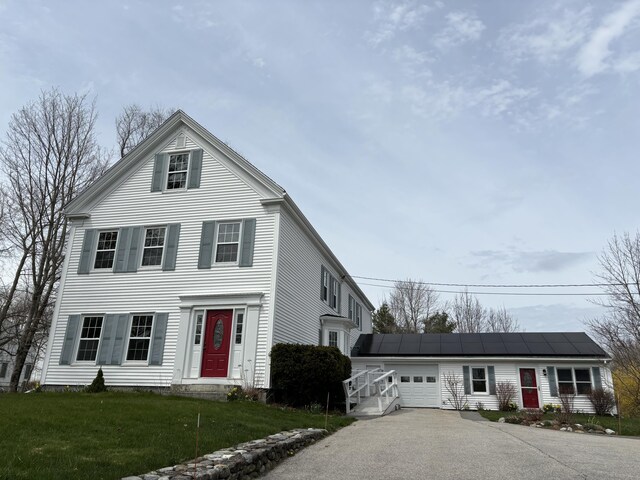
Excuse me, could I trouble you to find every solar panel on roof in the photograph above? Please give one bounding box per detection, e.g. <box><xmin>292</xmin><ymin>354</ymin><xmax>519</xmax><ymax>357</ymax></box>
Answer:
<box><xmin>459</xmin><ymin>333</ymin><xmax>482</xmax><ymax>342</ymax></box>
<box><xmin>526</xmin><ymin>343</ymin><xmax>555</xmax><ymax>355</ymax></box>
<box><xmin>549</xmin><ymin>342</ymin><xmax>579</xmax><ymax>355</ymax></box>
<box><xmin>441</xmin><ymin>334</ymin><xmax>460</xmax><ymax>343</ymax></box>
<box><xmin>377</xmin><ymin>342</ymin><xmax>401</xmax><ymax>355</ymax></box>
<box><xmin>461</xmin><ymin>342</ymin><xmax>485</xmax><ymax>354</ymax></box>
<box><xmin>523</xmin><ymin>333</ymin><xmax>546</xmax><ymax>342</ymax></box>
<box><xmin>419</xmin><ymin>342</ymin><xmax>441</xmax><ymax>355</ymax></box>
<box><xmin>563</xmin><ymin>332</ymin><xmax>590</xmax><ymax>342</ymax></box>
<box><xmin>441</xmin><ymin>342</ymin><xmax>463</xmax><ymax>354</ymax></box>
<box><xmin>482</xmin><ymin>343</ymin><xmax>508</xmax><ymax>354</ymax></box>
<box><xmin>505</xmin><ymin>342</ymin><xmax>531</xmax><ymax>354</ymax></box>
<box><xmin>500</xmin><ymin>333</ymin><xmax>524</xmax><ymax>342</ymax></box>
<box><xmin>542</xmin><ymin>333</ymin><xmax>567</xmax><ymax>342</ymax></box>
<box><xmin>421</xmin><ymin>334</ymin><xmax>441</xmax><ymax>342</ymax></box>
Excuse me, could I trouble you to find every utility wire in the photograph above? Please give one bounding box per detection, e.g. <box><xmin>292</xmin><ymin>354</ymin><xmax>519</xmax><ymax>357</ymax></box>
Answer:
<box><xmin>356</xmin><ymin>281</ymin><xmax>609</xmax><ymax>296</ymax></box>
<box><xmin>350</xmin><ymin>275</ymin><xmax>617</xmax><ymax>289</ymax></box>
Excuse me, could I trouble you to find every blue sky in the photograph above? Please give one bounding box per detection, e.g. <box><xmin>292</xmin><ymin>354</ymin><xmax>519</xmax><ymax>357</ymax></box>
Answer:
<box><xmin>2</xmin><ymin>0</ymin><xmax>640</xmax><ymax>331</ymax></box>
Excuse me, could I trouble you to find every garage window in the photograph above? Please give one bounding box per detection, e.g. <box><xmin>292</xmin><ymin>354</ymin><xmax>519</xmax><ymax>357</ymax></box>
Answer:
<box><xmin>472</xmin><ymin>367</ymin><xmax>487</xmax><ymax>393</ymax></box>
<box><xmin>400</xmin><ymin>376</ymin><xmax>410</xmax><ymax>383</ymax></box>
<box><xmin>413</xmin><ymin>376</ymin><xmax>423</xmax><ymax>383</ymax></box>
<box><xmin>426</xmin><ymin>376</ymin><xmax>436</xmax><ymax>383</ymax></box>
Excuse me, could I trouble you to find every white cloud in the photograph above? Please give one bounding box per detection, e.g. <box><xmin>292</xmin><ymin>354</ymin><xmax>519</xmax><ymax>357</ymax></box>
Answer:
<box><xmin>367</xmin><ymin>0</ymin><xmax>431</xmax><ymax>46</ymax></box>
<box><xmin>434</xmin><ymin>11</ymin><xmax>485</xmax><ymax>49</ymax></box>
<box><xmin>252</xmin><ymin>57</ymin><xmax>266</xmax><ymax>68</ymax></box>
<box><xmin>499</xmin><ymin>7</ymin><xmax>592</xmax><ymax>63</ymax></box>
<box><xmin>613</xmin><ymin>51</ymin><xmax>640</xmax><ymax>72</ymax></box>
<box><xmin>577</xmin><ymin>0</ymin><xmax>640</xmax><ymax>76</ymax></box>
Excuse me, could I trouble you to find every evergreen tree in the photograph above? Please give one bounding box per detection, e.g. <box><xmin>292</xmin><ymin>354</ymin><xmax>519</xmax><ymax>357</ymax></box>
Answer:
<box><xmin>372</xmin><ymin>303</ymin><xmax>397</xmax><ymax>333</ymax></box>
<box><xmin>423</xmin><ymin>311</ymin><xmax>456</xmax><ymax>333</ymax></box>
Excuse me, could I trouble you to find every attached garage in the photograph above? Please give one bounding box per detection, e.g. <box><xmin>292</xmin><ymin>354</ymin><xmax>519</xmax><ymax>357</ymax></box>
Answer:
<box><xmin>387</xmin><ymin>364</ymin><xmax>440</xmax><ymax>408</ymax></box>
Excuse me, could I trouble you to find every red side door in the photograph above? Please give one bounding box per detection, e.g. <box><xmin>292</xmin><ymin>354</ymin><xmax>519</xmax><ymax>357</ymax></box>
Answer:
<box><xmin>201</xmin><ymin>310</ymin><xmax>233</xmax><ymax>377</ymax></box>
<box><xmin>519</xmin><ymin>368</ymin><xmax>539</xmax><ymax>409</ymax></box>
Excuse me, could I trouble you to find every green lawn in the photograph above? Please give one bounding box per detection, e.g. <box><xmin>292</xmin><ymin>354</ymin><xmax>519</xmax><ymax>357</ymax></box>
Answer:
<box><xmin>478</xmin><ymin>409</ymin><xmax>640</xmax><ymax>436</ymax></box>
<box><xmin>0</xmin><ymin>392</ymin><xmax>354</xmax><ymax>480</ymax></box>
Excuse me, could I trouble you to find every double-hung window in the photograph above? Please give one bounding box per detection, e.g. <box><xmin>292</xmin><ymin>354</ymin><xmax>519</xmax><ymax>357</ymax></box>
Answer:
<box><xmin>321</xmin><ymin>270</ymin><xmax>329</xmax><ymax>302</ymax></box>
<box><xmin>557</xmin><ymin>367</ymin><xmax>592</xmax><ymax>395</ymax></box>
<box><xmin>348</xmin><ymin>296</ymin><xmax>355</xmax><ymax>321</ymax></box>
<box><xmin>215</xmin><ymin>222</ymin><xmax>241</xmax><ymax>263</ymax></box>
<box><xmin>23</xmin><ymin>363</ymin><xmax>33</xmax><ymax>380</ymax></box>
<box><xmin>471</xmin><ymin>367</ymin><xmax>487</xmax><ymax>393</ymax></box>
<box><xmin>330</xmin><ymin>276</ymin><xmax>339</xmax><ymax>309</ymax></box>
<box><xmin>166</xmin><ymin>153</ymin><xmax>189</xmax><ymax>190</ymax></box>
<box><xmin>94</xmin><ymin>231</ymin><xmax>118</xmax><ymax>269</ymax></box>
<box><xmin>76</xmin><ymin>316</ymin><xmax>104</xmax><ymax>361</ymax></box>
<box><xmin>0</xmin><ymin>362</ymin><xmax>8</xmax><ymax>378</ymax></box>
<box><xmin>126</xmin><ymin>315</ymin><xmax>154</xmax><ymax>362</ymax></box>
<box><xmin>355</xmin><ymin>303</ymin><xmax>362</xmax><ymax>330</ymax></box>
<box><xmin>141</xmin><ymin>227</ymin><xmax>166</xmax><ymax>267</ymax></box>
<box><xmin>329</xmin><ymin>331</ymin><xmax>338</xmax><ymax>348</ymax></box>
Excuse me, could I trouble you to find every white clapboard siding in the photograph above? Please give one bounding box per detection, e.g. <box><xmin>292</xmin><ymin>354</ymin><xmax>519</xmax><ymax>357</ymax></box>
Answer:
<box><xmin>44</xmin><ymin>134</ymin><xmax>276</xmax><ymax>387</ymax></box>
<box><xmin>273</xmin><ymin>210</ymin><xmax>372</xmax><ymax>350</ymax></box>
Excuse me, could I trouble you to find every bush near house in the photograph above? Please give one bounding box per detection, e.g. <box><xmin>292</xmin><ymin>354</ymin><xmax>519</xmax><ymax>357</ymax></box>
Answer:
<box><xmin>270</xmin><ymin>343</ymin><xmax>351</xmax><ymax>409</ymax></box>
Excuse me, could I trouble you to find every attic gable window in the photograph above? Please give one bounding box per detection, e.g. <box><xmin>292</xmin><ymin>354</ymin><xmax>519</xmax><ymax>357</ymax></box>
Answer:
<box><xmin>166</xmin><ymin>153</ymin><xmax>189</xmax><ymax>189</ymax></box>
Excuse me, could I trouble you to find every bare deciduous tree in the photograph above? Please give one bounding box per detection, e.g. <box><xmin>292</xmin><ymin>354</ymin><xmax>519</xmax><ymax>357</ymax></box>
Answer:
<box><xmin>451</xmin><ymin>289</ymin><xmax>486</xmax><ymax>333</ymax></box>
<box><xmin>443</xmin><ymin>371</ymin><xmax>467</xmax><ymax>410</ymax></box>
<box><xmin>587</xmin><ymin>232</ymin><xmax>640</xmax><ymax>415</ymax></box>
<box><xmin>486</xmin><ymin>305</ymin><xmax>520</xmax><ymax>333</ymax></box>
<box><xmin>0</xmin><ymin>88</ymin><xmax>108</xmax><ymax>391</ymax></box>
<box><xmin>116</xmin><ymin>104</ymin><xmax>175</xmax><ymax>158</ymax></box>
<box><xmin>388</xmin><ymin>279</ymin><xmax>441</xmax><ymax>333</ymax></box>
<box><xmin>495</xmin><ymin>380</ymin><xmax>517</xmax><ymax>411</ymax></box>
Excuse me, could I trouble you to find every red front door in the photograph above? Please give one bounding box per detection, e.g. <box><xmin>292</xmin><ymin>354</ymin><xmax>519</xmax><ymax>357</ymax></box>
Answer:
<box><xmin>519</xmin><ymin>368</ymin><xmax>539</xmax><ymax>409</ymax></box>
<box><xmin>201</xmin><ymin>310</ymin><xmax>233</xmax><ymax>377</ymax></box>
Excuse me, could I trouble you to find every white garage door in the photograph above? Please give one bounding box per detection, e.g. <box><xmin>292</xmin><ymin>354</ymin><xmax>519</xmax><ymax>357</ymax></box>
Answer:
<box><xmin>388</xmin><ymin>364</ymin><xmax>440</xmax><ymax>408</ymax></box>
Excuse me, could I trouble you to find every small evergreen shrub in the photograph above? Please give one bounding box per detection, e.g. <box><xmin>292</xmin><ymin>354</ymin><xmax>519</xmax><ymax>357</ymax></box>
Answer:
<box><xmin>85</xmin><ymin>368</ymin><xmax>107</xmax><ymax>393</ymax></box>
<box><xmin>270</xmin><ymin>343</ymin><xmax>351</xmax><ymax>409</ymax></box>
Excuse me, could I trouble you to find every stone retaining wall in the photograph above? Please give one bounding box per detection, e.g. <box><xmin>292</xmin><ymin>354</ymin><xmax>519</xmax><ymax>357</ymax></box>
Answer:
<box><xmin>122</xmin><ymin>428</ymin><xmax>327</xmax><ymax>480</ymax></box>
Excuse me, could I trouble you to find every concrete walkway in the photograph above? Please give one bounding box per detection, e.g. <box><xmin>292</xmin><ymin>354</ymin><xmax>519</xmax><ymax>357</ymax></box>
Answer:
<box><xmin>262</xmin><ymin>409</ymin><xmax>640</xmax><ymax>480</ymax></box>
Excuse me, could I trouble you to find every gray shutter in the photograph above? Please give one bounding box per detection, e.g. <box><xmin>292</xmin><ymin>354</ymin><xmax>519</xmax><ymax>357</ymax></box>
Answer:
<box><xmin>110</xmin><ymin>314</ymin><xmax>129</xmax><ymax>365</ymax></box>
<box><xmin>329</xmin><ymin>275</ymin><xmax>335</xmax><ymax>308</ymax></box>
<box><xmin>125</xmin><ymin>227</ymin><xmax>142</xmax><ymax>272</ymax></box>
<box><xmin>488</xmin><ymin>366</ymin><xmax>496</xmax><ymax>395</ymax></box>
<box><xmin>113</xmin><ymin>227</ymin><xmax>132</xmax><ymax>273</ymax></box>
<box><xmin>592</xmin><ymin>366</ymin><xmax>602</xmax><ymax>390</ymax></box>
<box><xmin>547</xmin><ymin>366</ymin><xmax>558</xmax><ymax>397</ymax></box>
<box><xmin>318</xmin><ymin>329</ymin><xmax>323</xmax><ymax>346</ymax></box>
<box><xmin>320</xmin><ymin>266</ymin><xmax>326</xmax><ymax>300</ymax></box>
<box><xmin>162</xmin><ymin>224</ymin><xmax>181</xmax><ymax>271</ymax></box>
<box><xmin>59</xmin><ymin>315</ymin><xmax>82</xmax><ymax>365</ymax></box>
<box><xmin>77</xmin><ymin>229</ymin><xmax>96</xmax><ymax>274</ymax></box>
<box><xmin>187</xmin><ymin>149</ymin><xmax>203</xmax><ymax>189</ymax></box>
<box><xmin>462</xmin><ymin>366</ymin><xmax>471</xmax><ymax>395</ymax></box>
<box><xmin>151</xmin><ymin>153</ymin><xmax>167</xmax><ymax>192</ymax></box>
<box><xmin>150</xmin><ymin>313</ymin><xmax>169</xmax><ymax>365</ymax></box>
<box><xmin>337</xmin><ymin>281</ymin><xmax>342</xmax><ymax>314</ymax></box>
<box><xmin>239</xmin><ymin>218</ymin><xmax>256</xmax><ymax>267</ymax></box>
<box><xmin>198</xmin><ymin>221</ymin><xmax>216</xmax><ymax>269</ymax></box>
<box><xmin>97</xmin><ymin>315</ymin><xmax>117</xmax><ymax>365</ymax></box>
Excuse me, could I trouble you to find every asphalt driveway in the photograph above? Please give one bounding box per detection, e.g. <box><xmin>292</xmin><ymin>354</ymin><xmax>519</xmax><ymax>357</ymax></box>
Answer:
<box><xmin>263</xmin><ymin>409</ymin><xmax>640</xmax><ymax>480</ymax></box>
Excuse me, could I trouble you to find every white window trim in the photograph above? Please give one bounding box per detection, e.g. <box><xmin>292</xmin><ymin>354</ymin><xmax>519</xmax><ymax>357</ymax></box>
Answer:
<box><xmin>556</xmin><ymin>366</ymin><xmax>593</xmax><ymax>396</ymax></box>
<box><xmin>92</xmin><ymin>230</ymin><xmax>119</xmax><ymax>270</ymax></box>
<box><xmin>471</xmin><ymin>366</ymin><xmax>489</xmax><ymax>395</ymax></box>
<box><xmin>330</xmin><ymin>276</ymin><xmax>339</xmax><ymax>310</ymax></box>
<box><xmin>75</xmin><ymin>315</ymin><xmax>104</xmax><ymax>363</ymax></box>
<box><xmin>165</xmin><ymin>151</ymin><xmax>191</xmax><ymax>191</ymax></box>
<box><xmin>213</xmin><ymin>221</ymin><xmax>243</xmax><ymax>265</ymax></box>
<box><xmin>139</xmin><ymin>225</ymin><xmax>167</xmax><ymax>270</ymax></box>
<box><xmin>124</xmin><ymin>313</ymin><xmax>155</xmax><ymax>364</ymax></box>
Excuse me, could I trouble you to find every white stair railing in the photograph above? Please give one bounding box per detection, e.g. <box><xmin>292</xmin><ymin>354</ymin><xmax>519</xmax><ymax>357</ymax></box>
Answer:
<box><xmin>343</xmin><ymin>369</ymin><xmax>399</xmax><ymax>414</ymax></box>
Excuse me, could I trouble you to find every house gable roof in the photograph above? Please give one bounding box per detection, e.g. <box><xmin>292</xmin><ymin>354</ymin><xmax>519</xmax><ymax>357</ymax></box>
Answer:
<box><xmin>65</xmin><ymin>110</ymin><xmax>374</xmax><ymax>311</ymax></box>
<box><xmin>352</xmin><ymin>332</ymin><xmax>608</xmax><ymax>358</ymax></box>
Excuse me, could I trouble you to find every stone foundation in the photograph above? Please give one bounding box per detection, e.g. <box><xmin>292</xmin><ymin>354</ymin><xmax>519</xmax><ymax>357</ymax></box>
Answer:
<box><xmin>122</xmin><ymin>428</ymin><xmax>327</xmax><ymax>480</ymax></box>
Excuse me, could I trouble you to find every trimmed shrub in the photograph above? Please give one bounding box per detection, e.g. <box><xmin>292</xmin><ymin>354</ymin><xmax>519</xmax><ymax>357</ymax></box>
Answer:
<box><xmin>588</xmin><ymin>388</ymin><xmax>615</xmax><ymax>416</ymax></box>
<box><xmin>85</xmin><ymin>368</ymin><xmax>107</xmax><ymax>393</ymax></box>
<box><xmin>270</xmin><ymin>343</ymin><xmax>351</xmax><ymax>409</ymax></box>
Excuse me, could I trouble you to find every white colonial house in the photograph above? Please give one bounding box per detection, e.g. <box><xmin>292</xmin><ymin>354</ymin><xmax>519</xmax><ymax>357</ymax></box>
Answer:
<box><xmin>40</xmin><ymin>110</ymin><xmax>373</xmax><ymax>393</ymax></box>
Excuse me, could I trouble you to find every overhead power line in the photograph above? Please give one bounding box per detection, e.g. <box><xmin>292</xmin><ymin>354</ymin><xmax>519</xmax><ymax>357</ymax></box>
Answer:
<box><xmin>349</xmin><ymin>275</ymin><xmax>617</xmax><ymax>289</ymax></box>
<box><xmin>356</xmin><ymin>281</ymin><xmax>609</xmax><ymax>296</ymax></box>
